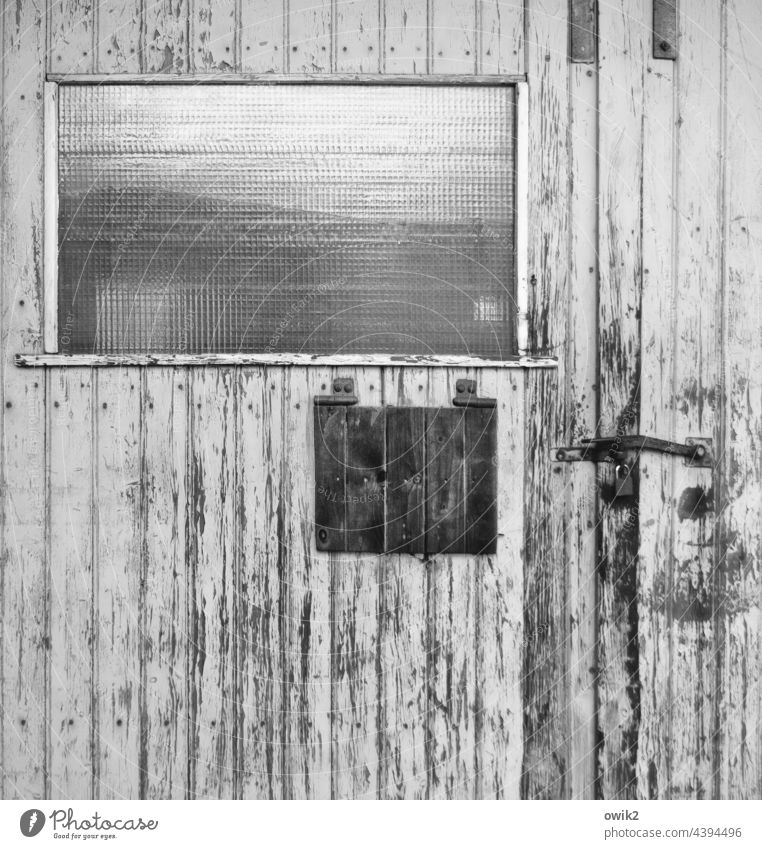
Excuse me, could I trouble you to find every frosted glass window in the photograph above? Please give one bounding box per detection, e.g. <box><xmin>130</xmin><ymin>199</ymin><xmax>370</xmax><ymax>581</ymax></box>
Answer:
<box><xmin>57</xmin><ymin>84</ymin><xmax>516</xmax><ymax>356</ymax></box>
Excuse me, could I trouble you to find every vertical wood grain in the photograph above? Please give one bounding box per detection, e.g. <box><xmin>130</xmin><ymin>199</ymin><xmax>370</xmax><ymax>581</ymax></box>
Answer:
<box><xmin>94</xmin><ymin>370</ymin><xmax>142</xmax><ymax>798</ymax></box>
<box><xmin>49</xmin><ymin>0</ymin><xmax>96</xmax><ymax>73</ymax></box>
<box><xmin>477</xmin><ymin>0</ymin><xmax>523</xmax><ymax>74</ymax></box>
<box><xmin>96</xmin><ymin>0</ymin><xmax>143</xmax><ymax>72</ymax></box>
<box><xmin>566</xmin><ymin>59</ymin><xmax>598</xmax><ymax>800</ymax></box>
<box><xmin>48</xmin><ymin>371</ymin><xmax>94</xmax><ymax>797</ymax></box>
<box><xmin>475</xmin><ymin>368</ymin><xmax>524</xmax><ymax>798</ymax></box>
<box><xmin>637</xmin><ymin>8</ymin><xmax>676</xmax><ymax>798</ymax></box>
<box><xmin>191</xmin><ymin>0</ymin><xmax>238</xmax><ymax>71</ymax></box>
<box><xmin>236</xmin><ymin>368</ymin><xmax>284</xmax><ymax>799</ymax></box>
<box><xmin>331</xmin><ymin>368</ymin><xmax>382</xmax><ymax>799</ymax></box>
<box><xmin>144</xmin><ymin>0</ymin><xmax>189</xmax><ymax>73</ymax></box>
<box><xmin>187</xmin><ymin>367</ymin><xmax>238</xmax><ymax>798</ymax></box>
<box><xmin>522</xmin><ymin>0</ymin><xmax>570</xmax><ymax>800</ymax></box>
<box><xmin>377</xmin><ymin>369</ymin><xmax>428</xmax><ymax>799</ymax></box>
<box><xmin>280</xmin><ymin>367</ymin><xmax>332</xmax><ymax>798</ymax></box>
<box><xmin>596</xmin><ymin>0</ymin><xmax>647</xmax><ymax>800</ymax></box>
<box><xmin>288</xmin><ymin>0</ymin><xmax>332</xmax><ymax>72</ymax></box>
<box><xmin>431</xmin><ymin>0</ymin><xmax>476</xmax><ymax>74</ymax></box>
<box><xmin>719</xmin><ymin>0</ymin><xmax>762</xmax><ymax>799</ymax></box>
<box><xmin>141</xmin><ymin>368</ymin><xmax>189</xmax><ymax>798</ymax></box>
<box><xmin>240</xmin><ymin>0</ymin><xmax>284</xmax><ymax>72</ymax></box>
<box><xmin>669</xmin><ymin>0</ymin><xmax>722</xmax><ymax>799</ymax></box>
<box><xmin>0</xmin><ymin>0</ymin><xmax>48</xmax><ymax>799</ymax></box>
<box><xmin>382</xmin><ymin>0</ymin><xmax>427</xmax><ymax>73</ymax></box>
<box><xmin>334</xmin><ymin>0</ymin><xmax>380</xmax><ymax>72</ymax></box>
<box><xmin>426</xmin><ymin>369</ymin><xmax>477</xmax><ymax>798</ymax></box>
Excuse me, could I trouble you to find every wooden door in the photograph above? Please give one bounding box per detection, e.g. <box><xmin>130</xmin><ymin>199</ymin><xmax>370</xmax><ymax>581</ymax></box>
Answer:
<box><xmin>234</xmin><ymin>363</ymin><xmax>525</xmax><ymax>799</ymax></box>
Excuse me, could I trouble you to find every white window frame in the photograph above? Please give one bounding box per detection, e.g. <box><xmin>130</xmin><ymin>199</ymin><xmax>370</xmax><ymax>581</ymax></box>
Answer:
<box><xmin>40</xmin><ymin>75</ymin><xmax>535</xmax><ymax>367</ymax></box>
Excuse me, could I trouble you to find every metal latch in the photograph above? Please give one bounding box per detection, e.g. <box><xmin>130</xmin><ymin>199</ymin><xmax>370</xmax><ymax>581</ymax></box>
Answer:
<box><xmin>553</xmin><ymin>435</ymin><xmax>712</xmax><ymax>501</ymax></box>
<box><xmin>553</xmin><ymin>435</ymin><xmax>712</xmax><ymax>467</ymax></box>
<box><xmin>314</xmin><ymin>377</ymin><xmax>358</xmax><ymax>406</ymax></box>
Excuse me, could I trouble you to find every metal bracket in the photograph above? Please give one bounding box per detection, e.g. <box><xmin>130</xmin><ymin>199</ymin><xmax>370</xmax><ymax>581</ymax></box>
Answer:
<box><xmin>653</xmin><ymin>0</ymin><xmax>678</xmax><ymax>60</ymax></box>
<box><xmin>314</xmin><ymin>376</ymin><xmax>358</xmax><ymax>406</ymax></box>
<box><xmin>452</xmin><ymin>379</ymin><xmax>496</xmax><ymax>408</ymax></box>
<box><xmin>553</xmin><ymin>435</ymin><xmax>712</xmax><ymax>467</ymax></box>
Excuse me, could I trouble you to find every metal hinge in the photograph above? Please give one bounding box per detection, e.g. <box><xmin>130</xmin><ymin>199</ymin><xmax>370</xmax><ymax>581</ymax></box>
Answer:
<box><xmin>314</xmin><ymin>377</ymin><xmax>358</xmax><ymax>406</ymax></box>
<box><xmin>552</xmin><ymin>435</ymin><xmax>712</xmax><ymax>467</ymax></box>
<box><xmin>315</xmin><ymin>377</ymin><xmax>496</xmax><ymax>409</ymax></box>
<box><xmin>452</xmin><ymin>379</ymin><xmax>496</xmax><ymax>408</ymax></box>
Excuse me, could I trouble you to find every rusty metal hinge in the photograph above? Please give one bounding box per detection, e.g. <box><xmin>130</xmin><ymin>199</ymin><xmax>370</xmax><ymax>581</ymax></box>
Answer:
<box><xmin>452</xmin><ymin>379</ymin><xmax>496</xmax><ymax>408</ymax></box>
<box><xmin>653</xmin><ymin>0</ymin><xmax>678</xmax><ymax>60</ymax></box>
<box><xmin>314</xmin><ymin>376</ymin><xmax>358</xmax><ymax>406</ymax></box>
<box><xmin>553</xmin><ymin>435</ymin><xmax>712</xmax><ymax>467</ymax></box>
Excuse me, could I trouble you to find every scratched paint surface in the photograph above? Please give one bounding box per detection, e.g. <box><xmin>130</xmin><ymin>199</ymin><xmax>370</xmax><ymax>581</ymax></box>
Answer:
<box><xmin>1</xmin><ymin>0</ymin><xmax>761</xmax><ymax>802</ymax></box>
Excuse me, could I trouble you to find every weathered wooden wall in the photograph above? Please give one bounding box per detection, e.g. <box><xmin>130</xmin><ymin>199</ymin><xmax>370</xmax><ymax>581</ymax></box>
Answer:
<box><xmin>1</xmin><ymin>0</ymin><xmax>761</xmax><ymax>800</ymax></box>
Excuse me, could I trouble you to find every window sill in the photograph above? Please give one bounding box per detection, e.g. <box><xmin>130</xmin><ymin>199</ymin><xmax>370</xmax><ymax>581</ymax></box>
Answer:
<box><xmin>15</xmin><ymin>352</ymin><xmax>558</xmax><ymax>369</ymax></box>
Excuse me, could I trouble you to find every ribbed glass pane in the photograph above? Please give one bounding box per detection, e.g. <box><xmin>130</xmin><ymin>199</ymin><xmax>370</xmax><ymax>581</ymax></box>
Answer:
<box><xmin>58</xmin><ymin>84</ymin><xmax>516</xmax><ymax>356</ymax></box>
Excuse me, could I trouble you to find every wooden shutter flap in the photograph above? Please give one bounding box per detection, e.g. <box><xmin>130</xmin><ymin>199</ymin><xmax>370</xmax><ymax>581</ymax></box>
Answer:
<box><xmin>314</xmin><ymin>405</ymin><xmax>497</xmax><ymax>555</ymax></box>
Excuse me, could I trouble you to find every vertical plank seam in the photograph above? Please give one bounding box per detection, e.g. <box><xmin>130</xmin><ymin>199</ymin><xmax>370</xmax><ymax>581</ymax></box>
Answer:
<box><xmin>44</xmin><ymin>368</ymin><xmax>51</xmax><ymax>798</ymax></box>
<box><xmin>184</xmin><ymin>365</ymin><xmax>194</xmax><ymax>798</ymax></box>
<box><xmin>232</xmin><ymin>365</ymin><xmax>242</xmax><ymax>798</ymax></box>
<box><xmin>138</xmin><ymin>367</ymin><xmax>148</xmax><ymax>799</ymax></box>
<box><xmin>665</xmin><ymin>20</ymin><xmax>681</xmax><ymax>795</ymax></box>
<box><xmin>713</xmin><ymin>0</ymin><xmax>730</xmax><ymax>802</ymax></box>
<box><xmin>90</xmin><ymin>369</ymin><xmax>98</xmax><ymax>798</ymax></box>
<box><xmin>0</xmin><ymin>0</ymin><xmax>6</xmax><ymax>800</ymax></box>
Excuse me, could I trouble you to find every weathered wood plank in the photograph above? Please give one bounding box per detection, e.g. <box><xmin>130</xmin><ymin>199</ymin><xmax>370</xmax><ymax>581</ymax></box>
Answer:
<box><xmin>237</xmin><ymin>367</ymin><xmax>284</xmax><ymax>799</ymax></box>
<box><xmin>141</xmin><ymin>368</ymin><xmax>189</xmax><ymax>798</ymax></box>
<box><xmin>431</xmin><ymin>0</ymin><xmax>476</xmax><ymax>74</ymax></box>
<box><xmin>566</xmin><ymin>59</ymin><xmax>599</xmax><ymax>800</ymax></box>
<box><xmin>331</xmin><ymin>369</ymin><xmax>382</xmax><ymax>799</ymax></box>
<box><xmin>144</xmin><ymin>0</ymin><xmax>189</xmax><ymax>73</ymax></box>
<box><xmin>596</xmin><ymin>0</ymin><xmax>648</xmax><ymax>800</ymax></box>
<box><xmin>382</xmin><ymin>0</ymin><xmax>427</xmax><ymax>73</ymax></box>
<box><xmin>96</xmin><ymin>0</ymin><xmax>142</xmax><ymax>73</ymax></box>
<box><xmin>288</xmin><ymin>0</ymin><xmax>331</xmax><ymax>72</ymax></box>
<box><xmin>719</xmin><ymin>0</ymin><xmax>762</xmax><ymax>799</ymax></box>
<box><xmin>474</xmin><ymin>368</ymin><xmax>524</xmax><ymax>798</ymax></box>
<box><xmin>378</xmin><ymin>368</ymin><xmax>428</xmax><ymax>798</ymax></box>
<box><xmin>187</xmin><ymin>367</ymin><xmax>237</xmax><ymax>798</ymax></box>
<box><xmin>522</xmin><ymin>0</ymin><xmax>570</xmax><ymax>800</ymax></box>
<box><xmin>334</xmin><ymin>0</ymin><xmax>380</xmax><ymax>73</ymax></box>
<box><xmin>49</xmin><ymin>0</ymin><xmax>95</xmax><ymax>73</ymax></box>
<box><xmin>240</xmin><ymin>0</ymin><xmax>284</xmax><ymax>72</ymax></box>
<box><xmin>669</xmin><ymin>0</ymin><xmax>722</xmax><ymax>799</ymax></box>
<box><xmin>48</xmin><ymin>370</ymin><xmax>94</xmax><ymax>797</ymax></box>
<box><xmin>0</xmin><ymin>0</ymin><xmax>48</xmax><ymax>800</ymax></box>
<box><xmin>280</xmin><ymin>367</ymin><xmax>332</xmax><ymax>798</ymax></box>
<box><xmin>426</xmin><ymin>369</ymin><xmax>477</xmax><ymax>798</ymax></box>
<box><xmin>94</xmin><ymin>369</ymin><xmax>142</xmax><ymax>798</ymax></box>
<box><xmin>636</xmin><ymin>24</ymin><xmax>676</xmax><ymax>799</ymax></box>
<box><xmin>477</xmin><ymin>0</ymin><xmax>523</xmax><ymax>74</ymax></box>
<box><xmin>191</xmin><ymin>0</ymin><xmax>238</xmax><ymax>71</ymax></box>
